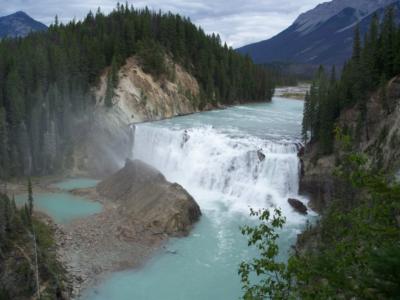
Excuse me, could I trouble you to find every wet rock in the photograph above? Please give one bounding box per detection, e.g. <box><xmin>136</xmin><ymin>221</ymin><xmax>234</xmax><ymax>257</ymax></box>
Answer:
<box><xmin>181</xmin><ymin>130</ymin><xmax>190</xmax><ymax>147</ymax></box>
<box><xmin>257</xmin><ymin>150</ymin><xmax>266</xmax><ymax>162</ymax></box>
<box><xmin>288</xmin><ymin>198</ymin><xmax>308</xmax><ymax>215</ymax></box>
<box><xmin>203</xmin><ymin>103</ymin><xmax>215</xmax><ymax>111</ymax></box>
<box><xmin>297</xmin><ymin>146</ymin><xmax>305</xmax><ymax>157</ymax></box>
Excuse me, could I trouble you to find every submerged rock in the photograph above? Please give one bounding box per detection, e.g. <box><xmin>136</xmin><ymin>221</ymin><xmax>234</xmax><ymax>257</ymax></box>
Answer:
<box><xmin>181</xmin><ymin>130</ymin><xmax>190</xmax><ymax>148</ymax></box>
<box><xmin>97</xmin><ymin>159</ymin><xmax>201</xmax><ymax>236</ymax></box>
<box><xmin>288</xmin><ymin>198</ymin><xmax>308</xmax><ymax>215</ymax></box>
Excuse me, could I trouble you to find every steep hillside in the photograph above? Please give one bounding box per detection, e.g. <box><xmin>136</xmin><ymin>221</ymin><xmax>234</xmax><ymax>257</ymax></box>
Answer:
<box><xmin>0</xmin><ymin>194</ymin><xmax>69</xmax><ymax>299</ymax></box>
<box><xmin>0</xmin><ymin>11</ymin><xmax>47</xmax><ymax>38</ymax></box>
<box><xmin>301</xmin><ymin>76</ymin><xmax>400</xmax><ymax>210</ymax></box>
<box><xmin>266</xmin><ymin>11</ymin><xmax>400</xmax><ymax>297</ymax></box>
<box><xmin>72</xmin><ymin>56</ymin><xmax>201</xmax><ymax>176</ymax></box>
<box><xmin>237</xmin><ymin>0</ymin><xmax>400</xmax><ymax>66</ymax></box>
<box><xmin>0</xmin><ymin>5</ymin><xmax>274</xmax><ymax>179</ymax></box>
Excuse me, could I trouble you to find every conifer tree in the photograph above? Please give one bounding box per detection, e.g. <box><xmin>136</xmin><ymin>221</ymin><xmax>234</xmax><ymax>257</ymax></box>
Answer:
<box><xmin>104</xmin><ymin>72</ymin><xmax>114</xmax><ymax>108</ymax></box>
<box><xmin>352</xmin><ymin>25</ymin><xmax>361</xmax><ymax>62</ymax></box>
<box><xmin>28</xmin><ymin>178</ymin><xmax>33</xmax><ymax>217</ymax></box>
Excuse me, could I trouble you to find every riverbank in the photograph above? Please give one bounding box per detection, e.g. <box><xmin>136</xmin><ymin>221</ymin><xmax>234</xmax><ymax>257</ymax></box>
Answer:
<box><xmin>274</xmin><ymin>83</ymin><xmax>310</xmax><ymax>100</ymax></box>
<box><xmin>4</xmin><ymin>171</ymin><xmax>201</xmax><ymax>299</ymax></box>
<box><xmin>55</xmin><ymin>195</ymin><xmax>165</xmax><ymax>298</ymax></box>
<box><xmin>1</xmin><ymin>177</ymin><xmax>168</xmax><ymax>299</ymax></box>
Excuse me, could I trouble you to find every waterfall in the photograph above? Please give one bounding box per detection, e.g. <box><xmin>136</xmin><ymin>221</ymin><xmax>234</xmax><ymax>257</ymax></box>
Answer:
<box><xmin>84</xmin><ymin>100</ymin><xmax>307</xmax><ymax>300</ymax></box>
<box><xmin>132</xmin><ymin>123</ymin><xmax>305</xmax><ymax>223</ymax></box>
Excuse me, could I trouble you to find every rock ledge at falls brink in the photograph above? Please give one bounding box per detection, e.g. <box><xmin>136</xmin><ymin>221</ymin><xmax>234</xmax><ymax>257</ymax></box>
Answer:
<box><xmin>97</xmin><ymin>159</ymin><xmax>201</xmax><ymax>237</ymax></box>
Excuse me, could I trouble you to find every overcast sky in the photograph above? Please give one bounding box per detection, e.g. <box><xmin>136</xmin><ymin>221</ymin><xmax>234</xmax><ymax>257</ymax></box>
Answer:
<box><xmin>0</xmin><ymin>0</ymin><xmax>323</xmax><ymax>47</ymax></box>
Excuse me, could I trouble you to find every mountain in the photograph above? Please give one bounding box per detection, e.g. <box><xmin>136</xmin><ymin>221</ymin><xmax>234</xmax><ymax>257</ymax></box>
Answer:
<box><xmin>237</xmin><ymin>0</ymin><xmax>400</xmax><ymax>66</ymax></box>
<box><xmin>0</xmin><ymin>11</ymin><xmax>47</xmax><ymax>38</ymax></box>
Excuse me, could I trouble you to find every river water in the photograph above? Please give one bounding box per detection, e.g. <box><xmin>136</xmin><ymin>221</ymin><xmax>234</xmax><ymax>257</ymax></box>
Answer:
<box><xmin>82</xmin><ymin>97</ymin><xmax>309</xmax><ymax>300</ymax></box>
<box><xmin>15</xmin><ymin>179</ymin><xmax>101</xmax><ymax>224</ymax></box>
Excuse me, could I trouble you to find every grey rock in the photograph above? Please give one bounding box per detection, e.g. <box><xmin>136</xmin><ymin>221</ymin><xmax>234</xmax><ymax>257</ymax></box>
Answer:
<box><xmin>257</xmin><ymin>150</ymin><xmax>266</xmax><ymax>162</ymax></box>
<box><xmin>97</xmin><ymin>159</ymin><xmax>201</xmax><ymax>236</ymax></box>
<box><xmin>288</xmin><ymin>198</ymin><xmax>308</xmax><ymax>215</ymax></box>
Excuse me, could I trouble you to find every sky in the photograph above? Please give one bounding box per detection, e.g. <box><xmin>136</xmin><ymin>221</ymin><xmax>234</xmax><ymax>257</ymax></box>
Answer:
<box><xmin>0</xmin><ymin>0</ymin><xmax>323</xmax><ymax>47</ymax></box>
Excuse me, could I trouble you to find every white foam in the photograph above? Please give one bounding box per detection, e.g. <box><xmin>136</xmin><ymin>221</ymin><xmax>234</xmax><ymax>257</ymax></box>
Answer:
<box><xmin>133</xmin><ymin>124</ymin><xmax>306</xmax><ymax>224</ymax></box>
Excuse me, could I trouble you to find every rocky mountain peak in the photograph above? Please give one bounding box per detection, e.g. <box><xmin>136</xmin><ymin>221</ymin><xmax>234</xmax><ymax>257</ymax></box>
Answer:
<box><xmin>294</xmin><ymin>0</ymin><xmax>398</xmax><ymax>34</ymax></box>
<box><xmin>0</xmin><ymin>11</ymin><xmax>47</xmax><ymax>38</ymax></box>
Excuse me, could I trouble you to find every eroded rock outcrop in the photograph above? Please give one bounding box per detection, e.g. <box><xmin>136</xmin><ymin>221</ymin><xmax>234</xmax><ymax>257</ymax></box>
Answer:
<box><xmin>97</xmin><ymin>159</ymin><xmax>201</xmax><ymax>236</ymax></box>
<box><xmin>72</xmin><ymin>56</ymin><xmax>201</xmax><ymax>176</ymax></box>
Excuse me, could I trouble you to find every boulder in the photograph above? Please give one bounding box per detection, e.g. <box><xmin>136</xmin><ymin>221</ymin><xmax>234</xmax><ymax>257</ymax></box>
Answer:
<box><xmin>181</xmin><ymin>130</ymin><xmax>190</xmax><ymax>147</ymax></box>
<box><xmin>288</xmin><ymin>198</ymin><xmax>308</xmax><ymax>215</ymax></box>
<box><xmin>257</xmin><ymin>150</ymin><xmax>266</xmax><ymax>162</ymax></box>
<box><xmin>97</xmin><ymin>159</ymin><xmax>201</xmax><ymax>236</ymax></box>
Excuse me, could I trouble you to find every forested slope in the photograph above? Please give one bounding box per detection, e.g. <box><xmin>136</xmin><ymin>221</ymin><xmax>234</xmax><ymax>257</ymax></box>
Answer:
<box><xmin>302</xmin><ymin>8</ymin><xmax>400</xmax><ymax>156</ymax></box>
<box><xmin>0</xmin><ymin>193</ymin><xmax>67</xmax><ymax>299</ymax></box>
<box><xmin>296</xmin><ymin>7</ymin><xmax>400</xmax><ymax>297</ymax></box>
<box><xmin>0</xmin><ymin>4</ymin><xmax>274</xmax><ymax>178</ymax></box>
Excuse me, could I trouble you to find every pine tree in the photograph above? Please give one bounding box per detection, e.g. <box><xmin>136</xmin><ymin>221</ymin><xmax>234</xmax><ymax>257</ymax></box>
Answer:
<box><xmin>352</xmin><ymin>25</ymin><xmax>361</xmax><ymax>62</ymax></box>
<box><xmin>104</xmin><ymin>72</ymin><xmax>114</xmax><ymax>108</ymax></box>
<box><xmin>4</xmin><ymin>195</ymin><xmax>11</xmax><ymax>233</ymax></box>
<box><xmin>365</xmin><ymin>13</ymin><xmax>380</xmax><ymax>84</ymax></box>
<box><xmin>0</xmin><ymin>106</ymin><xmax>9</xmax><ymax>179</ymax></box>
<box><xmin>381</xmin><ymin>6</ymin><xmax>396</xmax><ymax>77</ymax></box>
<box><xmin>302</xmin><ymin>91</ymin><xmax>311</xmax><ymax>144</ymax></box>
<box><xmin>28</xmin><ymin>178</ymin><xmax>33</xmax><ymax>217</ymax></box>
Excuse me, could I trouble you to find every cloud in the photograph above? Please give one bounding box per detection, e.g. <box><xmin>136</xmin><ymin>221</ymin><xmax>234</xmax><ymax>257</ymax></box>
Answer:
<box><xmin>0</xmin><ymin>0</ymin><xmax>322</xmax><ymax>47</ymax></box>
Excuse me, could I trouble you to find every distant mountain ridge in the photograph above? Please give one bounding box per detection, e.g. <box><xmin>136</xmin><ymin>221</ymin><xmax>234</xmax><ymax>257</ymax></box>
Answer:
<box><xmin>294</xmin><ymin>0</ymin><xmax>397</xmax><ymax>34</ymax></box>
<box><xmin>0</xmin><ymin>11</ymin><xmax>47</xmax><ymax>38</ymax></box>
<box><xmin>238</xmin><ymin>0</ymin><xmax>400</xmax><ymax>66</ymax></box>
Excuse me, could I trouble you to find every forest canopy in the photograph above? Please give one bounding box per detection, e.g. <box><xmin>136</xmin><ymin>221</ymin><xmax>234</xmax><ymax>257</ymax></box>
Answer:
<box><xmin>0</xmin><ymin>4</ymin><xmax>274</xmax><ymax>178</ymax></box>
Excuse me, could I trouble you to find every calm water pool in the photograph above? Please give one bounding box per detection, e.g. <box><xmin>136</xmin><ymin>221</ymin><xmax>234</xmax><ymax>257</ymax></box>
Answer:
<box><xmin>53</xmin><ymin>178</ymin><xmax>100</xmax><ymax>191</ymax></box>
<box><xmin>16</xmin><ymin>178</ymin><xmax>102</xmax><ymax>224</ymax></box>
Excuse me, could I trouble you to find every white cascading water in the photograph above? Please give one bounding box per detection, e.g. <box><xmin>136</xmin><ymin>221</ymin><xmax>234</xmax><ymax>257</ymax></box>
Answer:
<box><xmin>132</xmin><ymin>124</ymin><xmax>304</xmax><ymax>223</ymax></box>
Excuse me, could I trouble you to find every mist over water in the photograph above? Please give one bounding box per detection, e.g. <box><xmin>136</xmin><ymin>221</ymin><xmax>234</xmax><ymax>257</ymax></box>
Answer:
<box><xmin>83</xmin><ymin>98</ymin><xmax>309</xmax><ymax>300</ymax></box>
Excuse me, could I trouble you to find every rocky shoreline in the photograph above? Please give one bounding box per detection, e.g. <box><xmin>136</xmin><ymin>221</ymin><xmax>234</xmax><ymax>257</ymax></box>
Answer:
<box><xmin>274</xmin><ymin>83</ymin><xmax>310</xmax><ymax>100</ymax></box>
<box><xmin>6</xmin><ymin>180</ymin><xmax>162</xmax><ymax>299</ymax></box>
<box><xmin>54</xmin><ymin>200</ymin><xmax>165</xmax><ymax>299</ymax></box>
<box><xmin>3</xmin><ymin>160</ymin><xmax>202</xmax><ymax>299</ymax></box>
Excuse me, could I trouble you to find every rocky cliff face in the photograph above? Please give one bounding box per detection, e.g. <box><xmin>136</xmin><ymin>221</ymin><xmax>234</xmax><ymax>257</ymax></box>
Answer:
<box><xmin>71</xmin><ymin>57</ymin><xmax>200</xmax><ymax>177</ymax></box>
<box><xmin>340</xmin><ymin>76</ymin><xmax>400</xmax><ymax>170</ymax></box>
<box><xmin>300</xmin><ymin>76</ymin><xmax>400</xmax><ymax>211</ymax></box>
